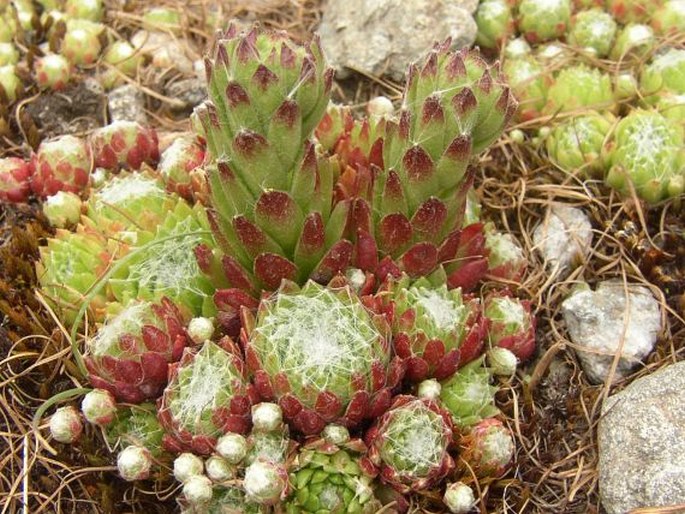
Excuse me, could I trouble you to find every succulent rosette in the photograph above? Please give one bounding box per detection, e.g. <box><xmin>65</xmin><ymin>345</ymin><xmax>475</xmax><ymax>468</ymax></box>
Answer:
<box><xmin>158</xmin><ymin>135</ymin><xmax>207</xmax><ymax>201</ymax></box>
<box><xmin>30</xmin><ymin>135</ymin><xmax>92</xmax><ymax>198</ymax></box>
<box><xmin>543</xmin><ymin>65</ymin><xmax>614</xmax><ymax>116</ymax></box>
<box><xmin>604</xmin><ymin>109</ymin><xmax>685</xmax><ymax>204</ymax></box>
<box><xmin>502</xmin><ymin>57</ymin><xmax>548</xmax><ymax>121</ymax></box>
<box><xmin>484</xmin><ymin>223</ymin><xmax>526</xmax><ymax>282</ymax></box>
<box><xmin>315</xmin><ymin>104</ymin><xmax>385</xmax><ymax>180</ymax></box>
<box><xmin>568</xmin><ymin>10</ymin><xmax>618</xmax><ymax>58</ymax></box>
<box><xmin>516</xmin><ymin>0</ymin><xmax>571</xmax><ymax>43</ymax></box>
<box><xmin>545</xmin><ymin>111</ymin><xmax>616</xmax><ymax>177</ymax></box>
<box><xmin>458</xmin><ymin>418</ymin><xmax>514</xmax><ymax>478</ymax></box>
<box><xmin>439</xmin><ymin>358</ymin><xmax>499</xmax><ymax>428</ymax></box>
<box><xmin>474</xmin><ymin>0</ymin><xmax>514</xmax><ymax>49</ymax></box>
<box><xmin>61</xmin><ymin>27</ymin><xmax>102</xmax><ymax>66</ymax></box>
<box><xmin>84</xmin><ymin>298</ymin><xmax>189</xmax><ymax>404</ymax></box>
<box><xmin>86</xmin><ymin>172</ymin><xmax>179</xmax><ymax>236</ymax></box>
<box><xmin>35</xmin><ymin>54</ymin><xmax>72</xmax><ymax>90</ymax></box>
<box><xmin>241</xmin><ymin>279</ymin><xmax>403</xmax><ymax>435</ymax></box>
<box><xmin>368</xmin><ymin>43</ymin><xmax>516</xmax><ymax>286</ymax></box>
<box><xmin>0</xmin><ymin>156</ymin><xmax>31</xmax><ymax>202</ymax></box>
<box><xmin>101</xmin><ymin>41</ymin><xmax>142</xmax><ymax>90</ymax></box>
<box><xmin>158</xmin><ymin>338</ymin><xmax>258</xmax><ymax>454</ymax></box>
<box><xmin>286</xmin><ymin>437</ymin><xmax>381</xmax><ymax>513</ymax></box>
<box><xmin>640</xmin><ymin>49</ymin><xmax>685</xmax><ymax>107</ymax></box>
<box><xmin>609</xmin><ymin>23</ymin><xmax>655</xmax><ymax>61</ymax></box>
<box><xmin>108</xmin><ymin>201</ymin><xmax>217</xmax><ymax>317</ymax></box>
<box><xmin>607</xmin><ymin>0</ymin><xmax>665</xmax><ymax>24</ymax></box>
<box><xmin>652</xmin><ymin>0</ymin><xmax>685</xmax><ymax>35</ymax></box>
<box><xmin>383</xmin><ymin>274</ymin><xmax>487</xmax><ymax>382</ymax></box>
<box><xmin>483</xmin><ymin>291</ymin><xmax>536</xmax><ymax>361</ymax></box>
<box><xmin>90</xmin><ymin>121</ymin><xmax>160</xmax><ymax>172</ymax></box>
<box><xmin>106</xmin><ymin>403</ymin><xmax>168</xmax><ymax>457</ymax></box>
<box><xmin>36</xmin><ymin>225</ymin><xmax>120</xmax><ymax>325</ymax></box>
<box><xmin>503</xmin><ymin>38</ymin><xmax>531</xmax><ymax>60</ymax></box>
<box><xmin>0</xmin><ymin>64</ymin><xmax>21</xmax><ymax>104</ymax></box>
<box><xmin>195</xmin><ymin>24</ymin><xmax>349</xmax><ymax>294</ymax></box>
<box><xmin>245</xmin><ymin>429</ymin><xmax>290</xmax><ymax>466</ymax></box>
<box><xmin>361</xmin><ymin>395</ymin><xmax>454</xmax><ymax>493</ymax></box>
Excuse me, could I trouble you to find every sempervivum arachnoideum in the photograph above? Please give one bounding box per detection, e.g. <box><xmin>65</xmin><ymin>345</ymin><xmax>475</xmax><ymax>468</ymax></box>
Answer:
<box><xmin>474</xmin><ymin>0</ymin><xmax>514</xmax><ymax>50</ymax></box>
<box><xmin>484</xmin><ymin>291</ymin><xmax>536</xmax><ymax>361</ymax></box>
<box><xmin>241</xmin><ymin>279</ymin><xmax>404</xmax><ymax>435</ymax></box>
<box><xmin>285</xmin><ymin>430</ymin><xmax>381</xmax><ymax>513</ymax></box>
<box><xmin>652</xmin><ymin>1</ymin><xmax>685</xmax><ymax>35</ymax></box>
<box><xmin>85</xmin><ymin>171</ymin><xmax>180</xmax><ymax>236</ymax></box>
<box><xmin>180</xmin><ymin>485</ymin><xmax>264</xmax><ymax>514</ymax></box>
<box><xmin>157</xmin><ymin>135</ymin><xmax>207</xmax><ymax>202</ymax></box>
<box><xmin>502</xmin><ymin>57</ymin><xmax>549</xmax><ymax>122</ymax></box>
<box><xmin>108</xmin><ymin>201</ymin><xmax>217</xmax><ymax>317</ymax></box>
<box><xmin>158</xmin><ymin>338</ymin><xmax>258</xmax><ymax>454</ymax></box>
<box><xmin>543</xmin><ymin>65</ymin><xmax>615</xmax><ymax>116</ymax></box>
<box><xmin>84</xmin><ymin>298</ymin><xmax>189</xmax><ymax>403</ymax></box>
<box><xmin>545</xmin><ymin>111</ymin><xmax>616</xmax><ymax>178</ymax></box>
<box><xmin>640</xmin><ymin>49</ymin><xmax>685</xmax><ymax>124</ymax></box>
<box><xmin>30</xmin><ymin>134</ymin><xmax>92</xmax><ymax>198</ymax></box>
<box><xmin>516</xmin><ymin>0</ymin><xmax>571</xmax><ymax>43</ymax></box>
<box><xmin>484</xmin><ymin>223</ymin><xmax>526</xmax><ymax>283</ymax></box>
<box><xmin>609</xmin><ymin>23</ymin><xmax>655</xmax><ymax>61</ymax></box>
<box><xmin>106</xmin><ymin>403</ymin><xmax>168</xmax><ymax>459</ymax></box>
<box><xmin>439</xmin><ymin>358</ymin><xmax>499</xmax><ymax>428</ymax></box>
<box><xmin>604</xmin><ymin>109</ymin><xmax>685</xmax><ymax>204</ymax></box>
<box><xmin>36</xmin><ymin>224</ymin><xmax>120</xmax><ymax>325</ymax></box>
<box><xmin>568</xmin><ymin>9</ymin><xmax>618</xmax><ymax>58</ymax></box>
<box><xmin>458</xmin><ymin>418</ymin><xmax>514</xmax><ymax>479</ymax></box>
<box><xmin>607</xmin><ymin>0</ymin><xmax>665</xmax><ymax>24</ymax></box>
<box><xmin>90</xmin><ymin>121</ymin><xmax>160</xmax><ymax>172</ymax></box>
<box><xmin>361</xmin><ymin>395</ymin><xmax>454</xmax><ymax>494</ymax></box>
<box><xmin>380</xmin><ymin>274</ymin><xmax>487</xmax><ymax>382</ymax></box>
<box><xmin>0</xmin><ymin>156</ymin><xmax>32</xmax><ymax>202</ymax></box>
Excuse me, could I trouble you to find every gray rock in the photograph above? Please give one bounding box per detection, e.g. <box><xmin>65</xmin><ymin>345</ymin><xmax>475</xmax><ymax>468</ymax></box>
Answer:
<box><xmin>532</xmin><ymin>204</ymin><xmax>592</xmax><ymax>278</ymax></box>
<box><xmin>165</xmin><ymin>78</ymin><xmax>207</xmax><ymax>113</ymax></box>
<box><xmin>599</xmin><ymin>362</ymin><xmax>685</xmax><ymax>514</ymax></box>
<box><xmin>108</xmin><ymin>85</ymin><xmax>147</xmax><ymax>124</ymax></box>
<box><xmin>561</xmin><ymin>280</ymin><xmax>661</xmax><ymax>384</ymax></box>
<box><xmin>318</xmin><ymin>0</ymin><xmax>477</xmax><ymax>80</ymax></box>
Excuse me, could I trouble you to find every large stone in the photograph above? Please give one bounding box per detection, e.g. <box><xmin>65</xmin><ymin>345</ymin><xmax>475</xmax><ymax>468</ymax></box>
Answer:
<box><xmin>561</xmin><ymin>280</ymin><xmax>661</xmax><ymax>384</ymax></box>
<box><xmin>532</xmin><ymin>204</ymin><xmax>592</xmax><ymax>278</ymax></box>
<box><xmin>599</xmin><ymin>362</ymin><xmax>685</xmax><ymax>514</ymax></box>
<box><xmin>318</xmin><ymin>0</ymin><xmax>477</xmax><ymax>80</ymax></box>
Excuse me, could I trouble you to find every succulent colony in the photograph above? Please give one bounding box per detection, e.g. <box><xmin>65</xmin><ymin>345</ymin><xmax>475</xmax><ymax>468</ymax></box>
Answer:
<box><xmin>474</xmin><ymin>0</ymin><xmax>685</xmax><ymax>205</ymax></box>
<box><xmin>13</xmin><ymin>19</ymin><xmax>539</xmax><ymax>512</ymax></box>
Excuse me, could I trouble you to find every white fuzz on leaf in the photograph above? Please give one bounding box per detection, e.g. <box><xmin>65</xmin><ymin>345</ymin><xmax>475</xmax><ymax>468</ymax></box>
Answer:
<box><xmin>173</xmin><ymin>453</ymin><xmax>204</xmax><ymax>483</ymax></box>
<box><xmin>215</xmin><ymin>433</ymin><xmax>248</xmax><ymax>464</ymax></box>
<box><xmin>418</xmin><ymin>379</ymin><xmax>442</xmax><ymax>401</ymax></box>
<box><xmin>444</xmin><ymin>481</ymin><xmax>476</xmax><ymax>513</ymax></box>
<box><xmin>251</xmin><ymin>403</ymin><xmax>283</xmax><ymax>432</ymax></box>
<box><xmin>187</xmin><ymin>317</ymin><xmax>214</xmax><ymax>345</ymax></box>
<box><xmin>117</xmin><ymin>446</ymin><xmax>152</xmax><ymax>481</ymax></box>
<box><xmin>182</xmin><ymin>474</ymin><xmax>213</xmax><ymax>505</ymax></box>
<box><xmin>49</xmin><ymin>406</ymin><xmax>83</xmax><ymax>444</ymax></box>
<box><xmin>81</xmin><ymin>389</ymin><xmax>117</xmax><ymax>426</ymax></box>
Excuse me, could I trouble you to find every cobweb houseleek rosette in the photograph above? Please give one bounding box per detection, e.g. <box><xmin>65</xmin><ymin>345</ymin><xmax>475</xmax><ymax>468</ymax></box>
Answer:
<box><xmin>603</xmin><ymin>109</ymin><xmax>685</xmax><ymax>204</ymax></box>
<box><xmin>158</xmin><ymin>338</ymin><xmax>258</xmax><ymax>455</ymax></box>
<box><xmin>85</xmin><ymin>171</ymin><xmax>180</xmax><ymax>236</ymax></box>
<box><xmin>483</xmin><ymin>291</ymin><xmax>536</xmax><ymax>361</ymax></box>
<box><xmin>89</xmin><ymin>121</ymin><xmax>160</xmax><ymax>172</ymax></box>
<box><xmin>474</xmin><ymin>0</ymin><xmax>514</xmax><ymax>50</ymax></box>
<box><xmin>241</xmin><ymin>279</ymin><xmax>404</xmax><ymax>435</ymax></box>
<box><xmin>108</xmin><ymin>201</ymin><xmax>216</xmax><ymax>317</ymax></box>
<box><xmin>516</xmin><ymin>0</ymin><xmax>571</xmax><ymax>43</ymax></box>
<box><xmin>543</xmin><ymin>65</ymin><xmax>615</xmax><ymax>116</ymax></box>
<box><xmin>84</xmin><ymin>297</ymin><xmax>189</xmax><ymax>404</ymax></box>
<box><xmin>360</xmin><ymin>395</ymin><xmax>455</xmax><ymax>494</ymax></box>
<box><xmin>439</xmin><ymin>358</ymin><xmax>499</xmax><ymax>428</ymax></box>
<box><xmin>0</xmin><ymin>156</ymin><xmax>31</xmax><ymax>202</ymax></box>
<box><xmin>379</xmin><ymin>274</ymin><xmax>487</xmax><ymax>382</ymax></box>
<box><xmin>285</xmin><ymin>434</ymin><xmax>381</xmax><ymax>513</ymax></box>
<box><xmin>545</xmin><ymin>112</ymin><xmax>616</xmax><ymax>178</ymax></box>
<box><xmin>30</xmin><ymin>134</ymin><xmax>91</xmax><ymax>198</ymax></box>
<box><xmin>502</xmin><ymin>57</ymin><xmax>548</xmax><ymax>122</ymax></box>
<box><xmin>36</xmin><ymin>224</ymin><xmax>122</xmax><ymax>326</ymax></box>
<box><xmin>458</xmin><ymin>417</ymin><xmax>515</xmax><ymax>479</ymax></box>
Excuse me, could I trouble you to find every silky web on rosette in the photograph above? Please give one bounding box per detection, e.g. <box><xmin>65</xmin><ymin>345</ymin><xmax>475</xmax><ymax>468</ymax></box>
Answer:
<box><xmin>380</xmin><ymin>274</ymin><xmax>486</xmax><ymax>382</ymax></box>
<box><xmin>361</xmin><ymin>395</ymin><xmax>454</xmax><ymax>494</ymax></box>
<box><xmin>241</xmin><ymin>279</ymin><xmax>403</xmax><ymax>435</ymax></box>
<box><xmin>84</xmin><ymin>298</ymin><xmax>189</xmax><ymax>404</ymax></box>
<box><xmin>158</xmin><ymin>338</ymin><xmax>258</xmax><ymax>455</ymax></box>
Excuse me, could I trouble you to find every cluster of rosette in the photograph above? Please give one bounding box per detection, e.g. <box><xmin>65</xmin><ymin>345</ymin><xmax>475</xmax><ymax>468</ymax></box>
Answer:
<box><xmin>40</xmin><ymin>22</ymin><xmax>538</xmax><ymax>514</ymax></box>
